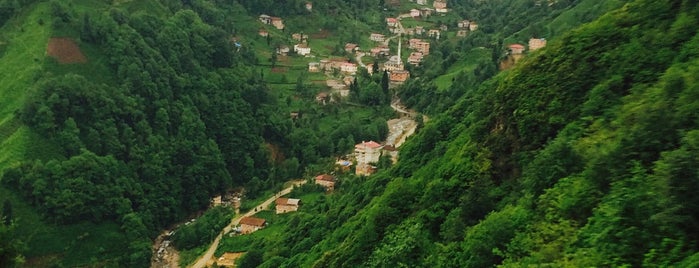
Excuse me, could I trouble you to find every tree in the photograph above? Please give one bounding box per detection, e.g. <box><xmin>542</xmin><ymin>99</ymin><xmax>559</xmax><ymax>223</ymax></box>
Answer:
<box><xmin>1</xmin><ymin>200</ymin><xmax>11</xmax><ymax>225</ymax></box>
<box><xmin>238</xmin><ymin>250</ymin><xmax>263</xmax><ymax>268</ymax></box>
<box><xmin>381</xmin><ymin>70</ymin><xmax>390</xmax><ymax>103</ymax></box>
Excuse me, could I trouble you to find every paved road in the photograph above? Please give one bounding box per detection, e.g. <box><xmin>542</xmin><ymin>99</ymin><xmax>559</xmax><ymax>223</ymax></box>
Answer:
<box><xmin>188</xmin><ymin>180</ymin><xmax>307</xmax><ymax>268</ymax></box>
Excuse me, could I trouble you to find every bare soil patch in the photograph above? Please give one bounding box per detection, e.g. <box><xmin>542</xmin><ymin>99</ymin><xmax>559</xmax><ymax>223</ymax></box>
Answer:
<box><xmin>311</xmin><ymin>29</ymin><xmax>330</xmax><ymax>39</ymax></box>
<box><xmin>271</xmin><ymin>67</ymin><xmax>288</xmax><ymax>73</ymax></box>
<box><xmin>47</xmin><ymin>37</ymin><xmax>87</xmax><ymax>64</ymax></box>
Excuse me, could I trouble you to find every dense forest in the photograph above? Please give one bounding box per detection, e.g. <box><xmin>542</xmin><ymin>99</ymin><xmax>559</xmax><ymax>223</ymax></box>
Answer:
<box><xmin>1</xmin><ymin>0</ymin><xmax>699</xmax><ymax>267</ymax></box>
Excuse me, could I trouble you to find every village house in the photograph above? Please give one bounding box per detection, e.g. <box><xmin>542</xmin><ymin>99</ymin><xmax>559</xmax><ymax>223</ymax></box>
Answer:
<box><xmin>415</xmin><ymin>26</ymin><xmax>425</xmax><ymax>35</ymax></box>
<box><xmin>340</xmin><ymin>62</ymin><xmax>358</xmax><ymax>75</ymax></box>
<box><xmin>366</xmin><ymin>63</ymin><xmax>375</xmax><ymax>75</ymax></box>
<box><xmin>308</xmin><ymin>62</ymin><xmax>320</xmax><ymax>72</ymax></box>
<box><xmin>259</xmin><ymin>28</ymin><xmax>269</xmax><ymax>37</ymax></box>
<box><xmin>410</xmin><ymin>8</ymin><xmax>421</xmax><ymax>18</ymax></box>
<box><xmin>239</xmin><ymin>217</ymin><xmax>266</xmax><ymax>234</ymax></box>
<box><xmin>469</xmin><ymin>21</ymin><xmax>479</xmax><ymax>31</ymax></box>
<box><xmin>294</xmin><ymin>44</ymin><xmax>311</xmax><ymax>56</ymax></box>
<box><xmin>420</xmin><ymin>7</ymin><xmax>434</xmax><ymax>17</ymax></box>
<box><xmin>529</xmin><ymin>38</ymin><xmax>547</xmax><ymax>51</ymax></box>
<box><xmin>305</xmin><ymin>2</ymin><xmax>313</xmax><ymax>11</ymax></box>
<box><xmin>414</xmin><ymin>40</ymin><xmax>430</xmax><ymax>55</ymax></box>
<box><xmin>440</xmin><ymin>24</ymin><xmax>448</xmax><ymax>31</ymax></box>
<box><xmin>382</xmin><ymin>145</ymin><xmax>399</xmax><ymax>164</ymax></box>
<box><xmin>408</xmin><ymin>52</ymin><xmax>423</xmax><ymax>65</ymax></box>
<box><xmin>315</xmin><ymin>174</ymin><xmax>336</xmax><ymax>191</ymax></box>
<box><xmin>409</xmin><ymin>38</ymin><xmax>422</xmax><ymax>49</ymax></box>
<box><xmin>277</xmin><ymin>45</ymin><xmax>290</xmax><ymax>56</ymax></box>
<box><xmin>292</xmin><ymin>33</ymin><xmax>308</xmax><ymax>42</ymax></box>
<box><xmin>335</xmin><ymin>159</ymin><xmax>352</xmax><ymax>172</ymax></box>
<box><xmin>509</xmin><ymin>43</ymin><xmax>525</xmax><ymax>54</ymax></box>
<box><xmin>271</xmin><ymin>17</ymin><xmax>284</xmax><ymax>30</ymax></box>
<box><xmin>458</xmin><ymin>20</ymin><xmax>470</xmax><ymax>29</ymax></box>
<box><xmin>390</xmin><ymin>70</ymin><xmax>410</xmax><ymax>83</ymax></box>
<box><xmin>355</xmin><ymin>141</ymin><xmax>383</xmax><ymax>176</ymax></box>
<box><xmin>355</xmin><ymin>141</ymin><xmax>383</xmax><ymax>165</ymax></box>
<box><xmin>457</xmin><ymin>30</ymin><xmax>468</xmax><ymax>37</ymax></box>
<box><xmin>345</xmin><ymin>43</ymin><xmax>359</xmax><ymax>54</ymax></box>
<box><xmin>370</xmin><ymin>33</ymin><xmax>386</xmax><ymax>42</ymax></box>
<box><xmin>386</xmin><ymin>17</ymin><xmax>398</xmax><ymax>27</ymax></box>
<box><xmin>316</xmin><ymin>92</ymin><xmax>330</xmax><ymax>104</ymax></box>
<box><xmin>417</xmin><ymin>0</ymin><xmax>427</xmax><ymax>5</ymax></box>
<box><xmin>275</xmin><ymin>198</ymin><xmax>301</xmax><ymax>214</ymax></box>
<box><xmin>428</xmin><ymin>29</ymin><xmax>441</xmax><ymax>39</ymax></box>
<box><xmin>343</xmin><ymin>76</ymin><xmax>355</xmax><ymax>86</ymax></box>
<box><xmin>371</xmin><ymin>45</ymin><xmax>391</xmax><ymax>57</ymax></box>
<box><xmin>433</xmin><ymin>0</ymin><xmax>447</xmax><ymax>13</ymax></box>
<box><xmin>210</xmin><ymin>195</ymin><xmax>223</xmax><ymax>207</ymax></box>
<box><xmin>259</xmin><ymin>14</ymin><xmax>272</xmax><ymax>24</ymax></box>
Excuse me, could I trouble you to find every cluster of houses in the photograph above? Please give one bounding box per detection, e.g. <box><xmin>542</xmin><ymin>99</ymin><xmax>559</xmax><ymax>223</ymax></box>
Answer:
<box><xmin>508</xmin><ymin>37</ymin><xmax>548</xmax><ymax>55</ymax></box>
<box><xmin>408</xmin><ymin>0</ymin><xmax>448</xmax><ymax>13</ymax></box>
<box><xmin>259</xmin><ymin>14</ymin><xmax>284</xmax><ymax>30</ymax></box>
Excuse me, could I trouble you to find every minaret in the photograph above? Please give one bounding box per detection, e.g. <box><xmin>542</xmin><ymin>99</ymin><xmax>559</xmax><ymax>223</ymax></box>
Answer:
<box><xmin>397</xmin><ymin>33</ymin><xmax>402</xmax><ymax>59</ymax></box>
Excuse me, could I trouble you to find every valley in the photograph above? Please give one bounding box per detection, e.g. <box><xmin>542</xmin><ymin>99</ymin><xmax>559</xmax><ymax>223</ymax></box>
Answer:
<box><xmin>2</xmin><ymin>0</ymin><xmax>699</xmax><ymax>267</ymax></box>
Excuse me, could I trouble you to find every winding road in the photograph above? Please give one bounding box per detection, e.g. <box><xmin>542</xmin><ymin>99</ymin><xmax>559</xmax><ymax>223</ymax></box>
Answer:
<box><xmin>188</xmin><ymin>180</ymin><xmax>306</xmax><ymax>268</ymax></box>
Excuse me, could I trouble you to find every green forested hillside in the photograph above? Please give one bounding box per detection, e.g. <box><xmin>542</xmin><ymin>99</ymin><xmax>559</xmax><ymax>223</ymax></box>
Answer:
<box><xmin>215</xmin><ymin>0</ymin><xmax>699</xmax><ymax>267</ymax></box>
<box><xmin>314</xmin><ymin>0</ymin><xmax>699</xmax><ymax>266</ymax></box>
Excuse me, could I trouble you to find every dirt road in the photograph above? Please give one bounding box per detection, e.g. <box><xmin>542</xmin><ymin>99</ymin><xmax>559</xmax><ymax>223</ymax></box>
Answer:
<box><xmin>188</xmin><ymin>180</ymin><xmax>307</xmax><ymax>268</ymax></box>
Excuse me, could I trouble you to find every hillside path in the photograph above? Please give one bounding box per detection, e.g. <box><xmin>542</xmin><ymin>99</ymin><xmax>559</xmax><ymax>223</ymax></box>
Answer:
<box><xmin>188</xmin><ymin>180</ymin><xmax>307</xmax><ymax>268</ymax></box>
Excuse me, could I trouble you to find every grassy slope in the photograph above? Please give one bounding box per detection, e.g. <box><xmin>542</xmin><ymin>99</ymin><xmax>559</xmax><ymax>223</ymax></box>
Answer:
<box><xmin>0</xmin><ymin>1</ymin><xmax>134</xmax><ymax>266</ymax></box>
<box><xmin>0</xmin><ymin>3</ymin><xmax>59</xmax><ymax>170</ymax></box>
<box><xmin>432</xmin><ymin>0</ymin><xmax>626</xmax><ymax>92</ymax></box>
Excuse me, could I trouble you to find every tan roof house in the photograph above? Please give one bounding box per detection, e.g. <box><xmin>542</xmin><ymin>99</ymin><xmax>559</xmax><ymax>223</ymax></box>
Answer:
<box><xmin>509</xmin><ymin>43</ymin><xmax>525</xmax><ymax>55</ymax></box>
<box><xmin>408</xmin><ymin>52</ymin><xmax>423</xmax><ymax>65</ymax></box>
<box><xmin>458</xmin><ymin>20</ymin><xmax>470</xmax><ymax>29</ymax></box>
<box><xmin>305</xmin><ymin>2</ymin><xmax>313</xmax><ymax>11</ymax></box>
<box><xmin>410</xmin><ymin>9</ymin><xmax>421</xmax><ymax>18</ymax></box>
<box><xmin>271</xmin><ymin>17</ymin><xmax>285</xmax><ymax>30</ymax></box>
<box><xmin>259</xmin><ymin>28</ymin><xmax>269</xmax><ymax>37</ymax></box>
<box><xmin>417</xmin><ymin>0</ymin><xmax>427</xmax><ymax>5</ymax></box>
<box><xmin>420</xmin><ymin>7</ymin><xmax>434</xmax><ymax>17</ymax></box>
<box><xmin>277</xmin><ymin>45</ymin><xmax>290</xmax><ymax>55</ymax></box>
<box><xmin>345</xmin><ymin>43</ymin><xmax>359</xmax><ymax>53</ymax></box>
<box><xmin>370</xmin><ymin>33</ymin><xmax>386</xmax><ymax>42</ymax></box>
<box><xmin>308</xmin><ymin>62</ymin><xmax>320</xmax><ymax>72</ymax></box>
<box><xmin>275</xmin><ymin>198</ymin><xmax>301</xmax><ymax>214</ymax></box>
<box><xmin>529</xmin><ymin>38</ymin><xmax>547</xmax><ymax>51</ymax></box>
<box><xmin>434</xmin><ymin>0</ymin><xmax>447</xmax><ymax>13</ymax></box>
<box><xmin>390</xmin><ymin>70</ymin><xmax>410</xmax><ymax>83</ymax></box>
<box><xmin>414</xmin><ymin>40</ymin><xmax>430</xmax><ymax>55</ymax></box>
<box><xmin>315</xmin><ymin>174</ymin><xmax>336</xmax><ymax>191</ymax></box>
<box><xmin>428</xmin><ymin>29</ymin><xmax>441</xmax><ymax>39</ymax></box>
<box><xmin>457</xmin><ymin>29</ymin><xmax>468</xmax><ymax>37</ymax></box>
<box><xmin>340</xmin><ymin>62</ymin><xmax>358</xmax><ymax>74</ymax></box>
<box><xmin>239</xmin><ymin>217</ymin><xmax>266</xmax><ymax>234</ymax></box>
<box><xmin>469</xmin><ymin>21</ymin><xmax>479</xmax><ymax>31</ymax></box>
<box><xmin>259</xmin><ymin>14</ymin><xmax>272</xmax><ymax>24</ymax></box>
<box><xmin>294</xmin><ymin>43</ymin><xmax>311</xmax><ymax>56</ymax></box>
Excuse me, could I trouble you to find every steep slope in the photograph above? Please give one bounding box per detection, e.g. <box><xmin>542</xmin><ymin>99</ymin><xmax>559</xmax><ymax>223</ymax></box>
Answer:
<box><xmin>290</xmin><ymin>0</ymin><xmax>699</xmax><ymax>267</ymax></box>
<box><xmin>0</xmin><ymin>0</ymin><xmax>278</xmax><ymax>266</ymax></box>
